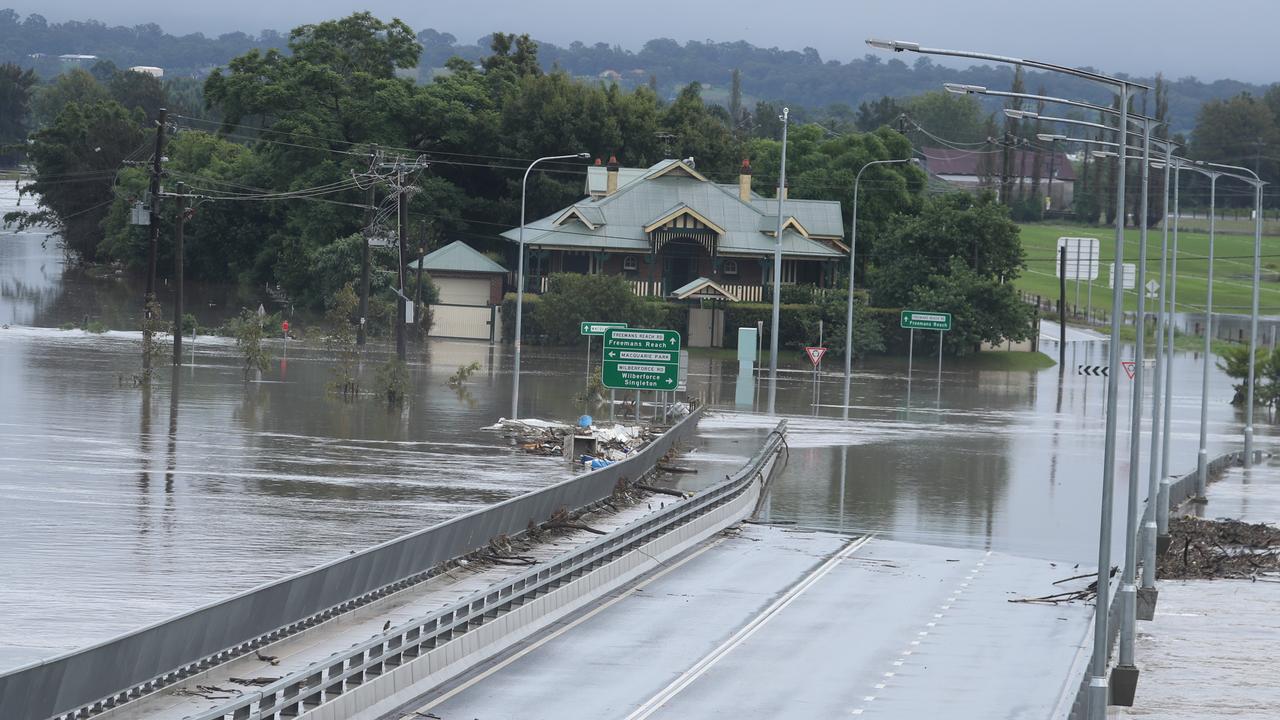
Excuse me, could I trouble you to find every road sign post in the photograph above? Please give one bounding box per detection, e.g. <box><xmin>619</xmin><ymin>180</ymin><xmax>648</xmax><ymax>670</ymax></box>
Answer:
<box><xmin>581</xmin><ymin>322</ymin><xmax>627</xmax><ymax>399</ymax></box>
<box><xmin>602</xmin><ymin>328</ymin><xmax>681</xmax><ymax>392</ymax></box>
<box><xmin>901</xmin><ymin>311</ymin><xmax>952</xmax><ymax>407</ymax></box>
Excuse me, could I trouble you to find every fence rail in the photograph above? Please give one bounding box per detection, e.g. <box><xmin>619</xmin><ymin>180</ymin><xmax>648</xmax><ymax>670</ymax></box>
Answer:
<box><xmin>0</xmin><ymin>406</ymin><xmax>706</xmax><ymax>720</ymax></box>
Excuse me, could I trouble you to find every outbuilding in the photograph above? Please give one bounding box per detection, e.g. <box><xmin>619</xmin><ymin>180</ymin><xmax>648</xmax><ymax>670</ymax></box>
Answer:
<box><xmin>409</xmin><ymin>241</ymin><xmax>507</xmax><ymax>341</ymax></box>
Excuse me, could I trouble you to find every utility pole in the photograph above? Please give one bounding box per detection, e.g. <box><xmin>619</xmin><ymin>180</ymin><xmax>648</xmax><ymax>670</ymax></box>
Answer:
<box><xmin>143</xmin><ymin>107</ymin><xmax>167</xmax><ymax>377</ymax></box>
<box><xmin>358</xmin><ymin>146</ymin><xmax>377</xmax><ymax>347</ymax></box>
<box><xmin>396</xmin><ymin>168</ymin><xmax>408</xmax><ymax>362</ymax></box>
<box><xmin>172</xmin><ymin>182</ymin><xmax>186</xmax><ymax>365</ymax></box>
<box><xmin>359</xmin><ymin>182</ymin><xmax>374</xmax><ymax>346</ymax></box>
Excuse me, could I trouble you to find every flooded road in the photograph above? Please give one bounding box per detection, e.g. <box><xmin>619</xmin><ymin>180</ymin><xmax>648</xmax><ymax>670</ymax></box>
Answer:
<box><xmin>0</xmin><ymin>184</ymin><xmax>1268</xmax><ymax>672</ymax></box>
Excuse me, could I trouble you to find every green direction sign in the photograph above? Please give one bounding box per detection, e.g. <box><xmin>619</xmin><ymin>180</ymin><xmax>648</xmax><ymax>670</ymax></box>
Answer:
<box><xmin>900</xmin><ymin>310</ymin><xmax>952</xmax><ymax>331</ymax></box>
<box><xmin>580</xmin><ymin>321</ymin><xmax>627</xmax><ymax>336</ymax></box>
<box><xmin>603</xmin><ymin>328</ymin><xmax>681</xmax><ymax>351</ymax></box>
<box><xmin>602</xmin><ymin>328</ymin><xmax>681</xmax><ymax>390</ymax></box>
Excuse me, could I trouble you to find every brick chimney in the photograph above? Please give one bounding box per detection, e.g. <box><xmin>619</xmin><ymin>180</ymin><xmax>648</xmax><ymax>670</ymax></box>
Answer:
<box><xmin>738</xmin><ymin>159</ymin><xmax>752</xmax><ymax>202</ymax></box>
<box><xmin>606</xmin><ymin>155</ymin><xmax>620</xmax><ymax>196</ymax></box>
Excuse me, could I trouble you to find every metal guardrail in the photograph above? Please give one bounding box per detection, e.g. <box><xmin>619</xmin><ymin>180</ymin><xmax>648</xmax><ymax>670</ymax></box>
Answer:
<box><xmin>1059</xmin><ymin>449</ymin><xmax>1245</xmax><ymax>720</ymax></box>
<box><xmin>180</xmin><ymin>419</ymin><xmax>788</xmax><ymax>720</ymax></box>
<box><xmin>0</xmin><ymin>406</ymin><xmax>707</xmax><ymax>720</ymax></box>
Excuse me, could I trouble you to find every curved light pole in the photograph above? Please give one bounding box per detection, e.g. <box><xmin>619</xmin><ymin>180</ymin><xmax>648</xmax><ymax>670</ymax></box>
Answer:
<box><xmin>1190</xmin><ymin>164</ymin><xmax>1222</xmax><ymax>498</ymax></box>
<box><xmin>874</xmin><ymin>41</ymin><xmax>1146</xmax><ymax>716</ymax></box>
<box><xmin>843</xmin><ymin>157</ymin><xmax>914</xmax><ymax>412</ymax></box>
<box><xmin>1200</xmin><ymin>161</ymin><xmax>1266</xmax><ymax>467</ymax></box>
<box><xmin>511</xmin><ymin>152</ymin><xmax>590</xmax><ymax>420</ymax></box>
<box><xmin>1158</xmin><ymin>158</ymin><xmax>1184</xmax><ymax>543</ymax></box>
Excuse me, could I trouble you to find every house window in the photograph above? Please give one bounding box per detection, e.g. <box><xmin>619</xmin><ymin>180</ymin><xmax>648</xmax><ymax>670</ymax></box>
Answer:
<box><xmin>622</xmin><ymin>255</ymin><xmax>639</xmax><ymax>271</ymax></box>
<box><xmin>722</xmin><ymin>259</ymin><xmax>739</xmax><ymax>276</ymax></box>
<box><xmin>781</xmin><ymin>260</ymin><xmax>799</xmax><ymax>285</ymax></box>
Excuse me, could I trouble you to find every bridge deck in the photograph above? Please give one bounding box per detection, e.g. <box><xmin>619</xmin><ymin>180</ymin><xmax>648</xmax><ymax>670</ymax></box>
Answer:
<box><xmin>401</xmin><ymin>525</ymin><xmax>1097</xmax><ymax>720</ymax></box>
<box><xmin>101</xmin><ymin>498</ymin><xmax>667</xmax><ymax>720</ymax></box>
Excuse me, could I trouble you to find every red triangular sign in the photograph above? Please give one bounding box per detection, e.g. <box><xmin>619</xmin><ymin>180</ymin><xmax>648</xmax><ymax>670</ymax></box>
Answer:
<box><xmin>805</xmin><ymin>346</ymin><xmax>827</xmax><ymax>368</ymax></box>
<box><xmin>1121</xmin><ymin>361</ymin><xmax>1136</xmax><ymax>379</ymax></box>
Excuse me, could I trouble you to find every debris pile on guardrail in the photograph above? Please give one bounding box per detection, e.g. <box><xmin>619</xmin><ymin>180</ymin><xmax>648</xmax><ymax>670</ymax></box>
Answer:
<box><xmin>484</xmin><ymin>417</ymin><xmax>658</xmax><ymax>462</ymax></box>
<box><xmin>1159</xmin><ymin>517</ymin><xmax>1280</xmax><ymax>580</ymax></box>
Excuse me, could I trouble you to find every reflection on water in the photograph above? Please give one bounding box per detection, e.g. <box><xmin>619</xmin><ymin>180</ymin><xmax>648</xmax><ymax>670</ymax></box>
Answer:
<box><xmin>1</xmin><ymin>186</ymin><xmax>1268</xmax><ymax>671</ymax></box>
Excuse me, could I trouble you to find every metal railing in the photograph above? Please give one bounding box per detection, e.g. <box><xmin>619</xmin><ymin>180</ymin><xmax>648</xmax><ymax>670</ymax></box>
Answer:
<box><xmin>182</xmin><ymin>419</ymin><xmax>787</xmax><ymax>720</ymax></box>
<box><xmin>0</xmin><ymin>407</ymin><xmax>706</xmax><ymax>720</ymax></box>
<box><xmin>1059</xmin><ymin>449</ymin><xmax>1245</xmax><ymax>720</ymax></box>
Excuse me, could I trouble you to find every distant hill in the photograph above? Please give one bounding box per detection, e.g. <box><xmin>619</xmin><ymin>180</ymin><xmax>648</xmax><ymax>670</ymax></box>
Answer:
<box><xmin>4</xmin><ymin>9</ymin><xmax>1273</xmax><ymax>135</ymax></box>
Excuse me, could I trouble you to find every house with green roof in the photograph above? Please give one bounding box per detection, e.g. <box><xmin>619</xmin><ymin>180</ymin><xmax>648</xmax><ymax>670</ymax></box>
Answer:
<box><xmin>409</xmin><ymin>240</ymin><xmax>507</xmax><ymax>341</ymax></box>
<box><xmin>500</xmin><ymin>157</ymin><xmax>847</xmax><ymax>303</ymax></box>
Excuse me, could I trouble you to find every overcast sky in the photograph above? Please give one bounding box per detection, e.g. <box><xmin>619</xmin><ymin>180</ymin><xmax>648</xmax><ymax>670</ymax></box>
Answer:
<box><xmin>8</xmin><ymin>0</ymin><xmax>1279</xmax><ymax>84</ymax></box>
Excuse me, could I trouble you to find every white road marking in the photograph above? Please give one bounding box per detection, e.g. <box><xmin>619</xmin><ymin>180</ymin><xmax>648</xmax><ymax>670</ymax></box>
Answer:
<box><xmin>404</xmin><ymin>534</ymin><xmax>727</xmax><ymax>717</ymax></box>
<box><xmin>624</xmin><ymin>534</ymin><xmax>874</xmax><ymax>720</ymax></box>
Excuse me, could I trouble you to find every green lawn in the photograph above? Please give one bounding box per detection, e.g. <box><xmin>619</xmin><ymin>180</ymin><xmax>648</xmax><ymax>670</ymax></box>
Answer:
<box><xmin>1014</xmin><ymin>222</ymin><xmax>1280</xmax><ymax>317</ymax></box>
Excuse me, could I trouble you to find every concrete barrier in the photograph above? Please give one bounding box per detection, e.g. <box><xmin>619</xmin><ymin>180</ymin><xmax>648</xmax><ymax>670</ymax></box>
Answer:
<box><xmin>0</xmin><ymin>406</ymin><xmax>706</xmax><ymax>720</ymax></box>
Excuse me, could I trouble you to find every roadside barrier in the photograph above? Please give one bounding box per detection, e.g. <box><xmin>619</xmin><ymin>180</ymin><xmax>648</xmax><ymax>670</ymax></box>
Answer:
<box><xmin>0</xmin><ymin>406</ymin><xmax>706</xmax><ymax>720</ymax></box>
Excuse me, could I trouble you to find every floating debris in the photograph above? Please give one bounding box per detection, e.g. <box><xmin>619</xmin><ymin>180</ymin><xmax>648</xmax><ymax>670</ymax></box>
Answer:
<box><xmin>1159</xmin><ymin>517</ymin><xmax>1280</xmax><ymax>580</ymax></box>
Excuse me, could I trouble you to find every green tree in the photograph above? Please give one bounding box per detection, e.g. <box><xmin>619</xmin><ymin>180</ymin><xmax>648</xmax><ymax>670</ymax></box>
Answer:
<box><xmin>325</xmin><ymin>282</ymin><xmax>360</xmax><ymax>397</ymax></box>
<box><xmin>533</xmin><ymin>273</ymin><xmax>664</xmax><ymax>345</ymax></box>
<box><xmin>1190</xmin><ymin>90</ymin><xmax>1277</xmax><ymax>206</ymax></box>
<box><xmin>869</xmin><ymin>192</ymin><xmax>1031</xmax><ymax>354</ymax></box>
<box><xmin>5</xmin><ymin>100</ymin><xmax>145</xmax><ymax>259</ymax></box>
<box><xmin>108</xmin><ymin>68</ymin><xmax>165</xmax><ymax>120</ymax></box>
<box><xmin>0</xmin><ymin>63</ymin><xmax>37</xmax><ymax>166</ymax></box>
<box><xmin>904</xmin><ymin>91</ymin><xmax>985</xmax><ymax>143</ymax></box>
<box><xmin>30</xmin><ymin>68</ymin><xmax>110</xmax><ymax>127</ymax></box>
<box><xmin>855</xmin><ymin>96</ymin><xmax>904</xmax><ymax>132</ymax></box>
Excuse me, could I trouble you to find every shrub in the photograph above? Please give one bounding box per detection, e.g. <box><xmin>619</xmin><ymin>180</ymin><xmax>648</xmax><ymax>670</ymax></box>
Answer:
<box><xmin>229</xmin><ymin>308</ymin><xmax>271</xmax><ymax>379</ymax></box>
<box><xmin>502</xmin><ymin>275</ymin><xmax>687</xmax><ymax>346</ymax></box>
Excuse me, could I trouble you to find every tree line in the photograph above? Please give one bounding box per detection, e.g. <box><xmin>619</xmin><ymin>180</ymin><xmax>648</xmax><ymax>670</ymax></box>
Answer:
<box><xmin>5</xmin><ymin>12</ymin><xmax>1037</xmax><ymax>354</ymax></box>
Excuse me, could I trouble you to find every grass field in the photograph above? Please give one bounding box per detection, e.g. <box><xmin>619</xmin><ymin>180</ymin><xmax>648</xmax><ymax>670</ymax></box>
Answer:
<box><xmin>1014</xmin><ymin>222</ymin><xmax>1280</xmax><ymax>317</ymax></box>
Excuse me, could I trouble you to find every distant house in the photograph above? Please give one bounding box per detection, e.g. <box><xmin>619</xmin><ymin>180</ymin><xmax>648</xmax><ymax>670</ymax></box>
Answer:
<box><xmin>57</xmin><ymin>54</ymin><xmax>98</xmax><ymax>63</ymax></box>
<box><xmin>500</xmin><ymin>157</ymin><xmax>847</xmax><ymax>304</ymax></box>
<box><xmin>919</xmin><ymin>146</ymin><xmax>1076</xmax><ymax>210</ymax></box>
<box><xmin>128</xmin><ymin>66</ymin><xmax>164</xmax><ymax>78</ymax></box>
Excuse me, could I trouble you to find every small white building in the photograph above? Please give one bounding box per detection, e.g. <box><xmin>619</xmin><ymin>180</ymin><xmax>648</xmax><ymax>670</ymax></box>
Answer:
<box><xmin>128</xmin><ymin>66</ymin><xmax>164</xmax><ymax>78</ymax></box>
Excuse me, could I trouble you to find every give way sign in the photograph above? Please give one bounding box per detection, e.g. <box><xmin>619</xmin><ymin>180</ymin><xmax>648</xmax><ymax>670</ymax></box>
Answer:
<box><xmin>805</xmin><ymin>346</ymin><xmax>827</xmax><ymax>368</ymax></box>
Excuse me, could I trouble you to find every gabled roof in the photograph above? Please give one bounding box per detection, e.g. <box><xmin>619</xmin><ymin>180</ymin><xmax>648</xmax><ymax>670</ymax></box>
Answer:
<box><xmin>409</xmin><ymin>241</ymin><xmax>507</xmax><ymax>274</ymax></box>
<box><xmin>643</xmin><ymin>203</ymin><xmax>726</xmax><ymax>235</ymax></box>
<box><xmin>750</xmin><ymin>198</ymin><xmax>844</xmax><ymax>238</ymax></box>
<box><xmin>670</xmin><ymin>277</ymin><xmax>741</xmax><ymax>302</ymax></box>
<box><xmin>502</xmin><ymin>159</ymin><xmax>845</xmax><ymax>260</ymax></box>
<box><xmin>554</xmin><ymin>206</ymin><xmax>604</xmax><ymax>229</ymax></box>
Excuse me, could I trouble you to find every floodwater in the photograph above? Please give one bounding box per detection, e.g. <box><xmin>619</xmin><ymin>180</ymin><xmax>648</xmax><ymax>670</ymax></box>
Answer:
<box><xmin>692</xmin><ymin>329</ymin><xmax>1265</xmax><ymax>564</ymax></box>
<box><xmin>0</xmin><ymin>183</ymin><xmax>1269</xmax><ymax>672</ymax></box>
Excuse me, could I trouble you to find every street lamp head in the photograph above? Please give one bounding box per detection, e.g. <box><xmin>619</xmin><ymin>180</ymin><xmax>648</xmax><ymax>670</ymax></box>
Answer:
<box><xmin>1091</xmin><ymin>150</ymin><xmax>1115</xmax><ymax>159</ymax></box>
<box><xmin>944</xmin><ymin>83</ymin><xmax>986</xmax><ymax>95</ymax></box>
<box><xmin>1004</xmin><ymin>109</ymin><xmax>1038</xmax><ymax>120</ymax></box>
<box><xmin>575</xmin><ymin>152</ymin><xmax>591</xmax><ymax>159</ymax></box>
<box><xmin>1037</xmin><ymin>133</ymin><xmax>1067</xmax><ymax>142</ymax></box>
<box><xmin>866</xmin><ymin>38</ymin><xmax>919</xmax><ymax>52</ymax></box>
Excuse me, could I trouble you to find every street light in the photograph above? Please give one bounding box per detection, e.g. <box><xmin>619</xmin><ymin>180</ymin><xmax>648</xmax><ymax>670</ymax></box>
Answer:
<box><xmin>511</xmin><ymin>152</ymin><xmax>591</xmax><ymax>420</ymax></box>
<box><xmin>879</xmin><ymin>41</ymin><xmax>1146</xmax><ymax>716</ymax></box>
<box><xmin>843</xmin><ymin>158</ymin><xmax>916</xmax><ymax>413</ymax></box>
<box><xmin>767</xmin><ymin>107</ymin><xmax>791</xmax><ymax>416</ymax></box>
<box><xmin>1200</xmin><ymin>161</ymin><xmax>1267</xmax><ymax>466</ymax></box>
